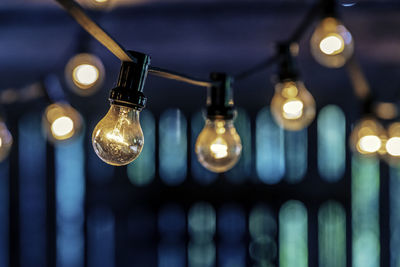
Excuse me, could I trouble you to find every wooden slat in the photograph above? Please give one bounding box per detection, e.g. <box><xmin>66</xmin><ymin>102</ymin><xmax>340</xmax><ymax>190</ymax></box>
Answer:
<box><xmin>55</xmin><ymin>0</ymin><xmax>134</xmax><ymax>62</ymax></box>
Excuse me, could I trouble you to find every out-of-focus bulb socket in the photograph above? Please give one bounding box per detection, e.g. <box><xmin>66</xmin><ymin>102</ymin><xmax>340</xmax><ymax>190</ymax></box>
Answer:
<box><xmin>195</xmin><ymin>73</ymin><xmax>242</xmax><ymax>173</ymax></box>
<box><xmin>92</xmin><ymin>51</ymin><xmax>150</xmax><ymax>166</ymax></box>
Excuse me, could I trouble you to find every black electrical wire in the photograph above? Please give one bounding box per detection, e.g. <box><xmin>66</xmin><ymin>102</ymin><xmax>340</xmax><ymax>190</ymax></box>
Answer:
<box><xmin>234</xmin><ymin>55</ymin><xmax>280</xmax><ymax>81</ymax></box>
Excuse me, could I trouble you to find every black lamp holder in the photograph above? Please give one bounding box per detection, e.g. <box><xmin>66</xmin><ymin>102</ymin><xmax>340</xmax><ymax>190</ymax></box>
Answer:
<box><xmin>109</xmin><ymin>51</ymin><xmax>150</xmax><ymax>111</ymax></box>
<box><xmin>277</xmin><ymin>43</ymin><xmax>299</xmax><ymax>82</ymax></box>
<box><xmin>206</xmin><ymin>73</ymin><xmax>235</xmax><ymax>120</ymax></box>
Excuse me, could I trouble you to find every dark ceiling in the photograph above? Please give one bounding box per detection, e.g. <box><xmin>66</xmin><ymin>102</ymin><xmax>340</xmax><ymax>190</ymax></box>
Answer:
<box><xmin>1</xmin><ymin>0</ymin><xmax>400</xmax><ymax>121</ymax></box>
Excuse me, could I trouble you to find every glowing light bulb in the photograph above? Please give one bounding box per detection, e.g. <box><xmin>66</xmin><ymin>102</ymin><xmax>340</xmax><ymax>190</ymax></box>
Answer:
<box><xmin>65</xmin><ymin>53</ymin><xmax>105</xmax><ymax>96</ymax></box>
<box><xmin>271</xmin><ymin>81</ymin><xmax>316</xmax><ymax>131</ymax></box>
<box><xmin>195</xmin><ymin>119</ymin><xmax>242</xmax><ymax>173</ymax></box>
<box><xmin>43</xmin><ymin>103</ymin><xmax>82</xmax><ymax>143</ymax></box>
<box><xmin>283</xmin><ymin>99</ymin><xmax>304</xmax><ymax>119</ymax></box>
<box><xmin>51</xmin><ymin>116</ymin><xmax>74</xmax><ymax>138</ymax></box>
<box><xmin>310</xmin><ymin>17</ymin><xmax>354</xmax><ymax>68</ymax></box>
<box><xmin>358</xmin><ymin>135</ymin><xmax>381</xmax><ymax>153</ymax></box>
<box><xmin>319</xmin><ymin>34</ymin><xmax>345</xmax><ymax>55</ymax></box>
<box><xmin>386</xmin><ymin>137</ymin><xmax>400</xmax><ymax>156</ymax></box>
<box><xmin>92</xmin><ymin>105</ymin><xmax>144</xmax><ymax>166</ymax></box>
<box><xmin>0</xmin><ymin>122</ymin><xmax>13</xmax><ymax>162</ymax></box>
<box><xmin>72</xmin><ymin>64</ymin><xmax>99</xmax><ymax>87</ymax></box>
<box><xmin>350</xmin><ymin>117</ymin><xmax>384</xmax><ymax>156</ymax></box>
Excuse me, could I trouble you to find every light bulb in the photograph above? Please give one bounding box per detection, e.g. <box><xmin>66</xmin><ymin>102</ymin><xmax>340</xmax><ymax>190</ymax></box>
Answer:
<box><xmin>382</xmin><ymin>122</ymin><xmax>400</xmax><ymax>165</ymax></box>
<box><xmin>350</xmin><ymin>117</ymin><xmax>384</xmax><ymax>156</ymax></box>
<box><xmin>42</xmin><ymin>102</ymin><xmax>83</xmax><ymax>143</ymax></box>
<box><xmin>195</xmin><ymin>119</ymin><xmax>242</xmax><ymax>173</ymax></box>
<box><xmin>270</xmin><ymin>80</ymin><xmax>316</xmax><ymax>131</ymax></box>
<box><xmin>92</xmin><ymin>105</ymin><xmax>144</xmax><ymax>166</ymax></box>
<box><xmin>65</xmin><ymin>53</ymin><xmax>105</xmax><ymax>96</ymax></box>
<box><xmin>0</xmin><ymin>122</ymin><xmax>13</xmax><ymax>162</ymax></box>
<box><xmin>310</xmin><ymin>17</ymin><xmax>354</xmax><ymax>68</ymax></box>
<box><xmin>73</xmin><ymin>64</ymin><xmax>99</xmax><ymax>87</ymax></box>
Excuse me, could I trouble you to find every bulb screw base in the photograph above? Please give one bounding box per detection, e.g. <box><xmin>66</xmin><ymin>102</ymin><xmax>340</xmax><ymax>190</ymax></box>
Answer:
<box><xmin>109</xmin><ymin>50</ymin><xmax>150</xmax><ymax>110</ymax></box>
<box><xmin>206</xmin><ymin>72</ymin><xmax>235</xmax><ymax>120</ymax></box>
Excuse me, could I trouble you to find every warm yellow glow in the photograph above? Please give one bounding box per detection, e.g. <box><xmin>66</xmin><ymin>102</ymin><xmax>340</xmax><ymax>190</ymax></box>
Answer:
<box><xmin>319</xmin><ymin>34</ymin><xmax>345</xmax><ymax>55</ymax></box>
<box><xmin>51</xmin><ymin>116</ymin><xmax>74</xmax><ymax>139</ymax></box>
<box><xmin>94</xmin><ymin>0</ymin><xmax>108</xmax><ymax>2</ymax></box>
<box><xmin>358</xmin><ymin>135</ymin><xmax>381</xmax><ymax>154</ymax></box>
<box><xmin>0</xmin><ymin>137</ymin><xmax>3</xmax><ymax>148</ymax></box>
<box><xmin>283</xmin><ymin>99</ymin><xmax>304</xmax><ymax>120</ymax></box>
<box><xmin>386</xmin><ymin>137</ymin><xmax>400</xmax><ymax>156</ymax></box>
<box><xmin>73</xmin><ymin>64</ymin><xmax>99</xmax><ymax>87</ymax></box>
<box><xmin>281</xmin><ymin>82</ymin><xmax>299</xmax><ymax>98</ymax></box>
<box><xmin>210</xmin><ymin>137</ymin><xmax>228</xmax><ymax>159</ymax></box>
<box><xmin>105</xmin><ymin>130</ymin><xmax>130</xmax><ymax>146</ymax></box>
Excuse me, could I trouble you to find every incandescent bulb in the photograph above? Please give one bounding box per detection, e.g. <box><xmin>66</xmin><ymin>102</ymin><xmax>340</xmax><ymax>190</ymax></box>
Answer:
<box><xmin>42</xmin><ymin>102</ymin><xmax>83</xmax><ymax>144</ymax></box>
<box><xmin>350</xmin><ymin>117</ymin><xmax>384</xmax><ymax>156</ymax></box>
<box><xmin>92</xmin><ymin>105</ymin><xmax>144</xmax><ymax>166</ymax></box>
<box><xmin>65</xmin><ymin>53</ymin><xmax>105</xmax><ymax>96</ymax></box>
<box><xmin>73</xmin><ymin>64</ymin><xmax>99</xmax><ymax>87</ymax></box>
<box><xmin>195</xmin><ymin>119</ymin><xmax>242</xmax><ymax>173</ymax></box>
<box><xmin>310</xmin><ymin>17</ymin><xmax>354</xmax><ymax>68</ymax></box>
<box><xmin>382</xmin><ymin>122</ymin><xmax>400</xmax><ymax>165</ymax></box>
<box><xmin>0</xmin><ymin>122</ymin><xmax>13</xmax><ymax>162</ymax></box>
<box><xmin>270</xmin><ymin>80</ymin><xmax>316</xmax><ymax>131</ymax></box>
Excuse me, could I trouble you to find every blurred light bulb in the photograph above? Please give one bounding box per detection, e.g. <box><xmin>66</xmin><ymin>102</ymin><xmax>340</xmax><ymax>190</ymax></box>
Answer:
<box><xmin>271</xmin><ymin>80</ymin><xmax>316</xmax><ymax>131</ymax></box>
<box><xmin>310</xmin><ymin>17</ymin><xmax>354</xmax><ymax>68</ymax></box>
<box><xmin>350</xmin><ymin>117</ymin><xmax>384</xmax><ymax>156</ymax></box>
<box><xmin>386</xmin><ymin>137</ymin><xmax>400</xmax><ymax>156</ymax></box>
<box><xmin>92</xmin><ymin>105</ymin><xmax>144</xmax><ymax>166</ymax></box>
<box><xmin>51</xmin><ymin>116</ymin><xmax>74</xmax><ymax>138</ymax></box>
<box><xmin>195</xmin><ymin>119</ymin><xmax>242</xmax><ymax>173</ymax></box>
<box><xmin>0</xmin><ymin>122</ymin><xmax>13</xmax><ymax>162</ymax></box>
<box><xmin>42</xmin><ymin>103</ymin><xmax>83</xmax><ymax>143</ymax></box>
<box><xmin>382</xmin><ymin>123</ymin><xmax>400</xmax><ymax>165</ymax></box>
<box><xmin>319</xmin><ymin>34</ymin><xmax>344</xmax><ymax>55</ymax></box>
<box><xmin>358</xmin><ymin>135</ymin><xmax>381</xmax><ymax>153</ymax></box>
<box><xmin>73</xmin><ymin>64</ymin><xmax>99</xmax><ymax>86</ymax></box>
<box><xmin>65</xmin><ymin>53</ymin><xmax>105</xmax><ymax>96</ymax></box>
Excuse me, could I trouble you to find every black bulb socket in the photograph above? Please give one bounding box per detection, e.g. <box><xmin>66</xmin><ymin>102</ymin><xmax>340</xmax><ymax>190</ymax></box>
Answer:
<box><xmin>206</xmin><ymin>72</ymin><xmax>236</xmax><ymax>120</ymax></box>
<box><xmin>277</xmin><ymin>43</ymin><xmax>299</xmax><ymax>82</ymax></box>
<box><xmin>109</xmin><ymin>50</ymin><xmax>150</xmax><ymax>111</ymax></box>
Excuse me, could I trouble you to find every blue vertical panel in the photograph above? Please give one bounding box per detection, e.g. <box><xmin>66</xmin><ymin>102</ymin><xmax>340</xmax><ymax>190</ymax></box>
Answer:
<box><xmin>227</xmin><ymin>108</ymin><xmax>251</xmax><ymax>184</ymax></box>
<box><xmin>55</xmin><ymin>136</ymin><xmax>85</xmax><ymax>267</ymax></box>
<box><xmin>389</xmin><ymin>166</ymin><xmax>400</xmax><ymax>267</ymax></box>
<box><xmin>0</xmin><ymin>160</ymin><xmax>9</xmax><ymax>267</ymax></box>
<box><xmin>284</xmin><ymin>129</ymin><xmax>307</xmax><ymax>183</ymax></box>
<box><xmin>191</xmin><ymin>111</ymin><xmax>217</xmax><ymax>185</ymax></box>
<box><xmin>352</xmin><ymin>156</ymin><xmax>380</xmax><ymax>267</ymax></box>
<box><xmin>279</xmin><ymin>200</ymin><xmax>308</xmax><ymax>267</ymax></box>
<box><xmin>159</xmin><ymin>109</ymin><xmax>187</xmax><ymax>185</ymax></box>
<box><xmin>318</xmin><ymin>201</ymin><xmax>346</xmax><ymax>267</ymax></box>
<box><xmin>87</xmin><ymin>207</ymin><xmax>115</xmax><ymax>267</ymax></box>
<box><xmin>249</xmin><ymin>204</ymin><xmax>277</xmax><ymax>266</ymax></box>
<box><xmin>318</xmin><ymin>105</ymin><xmax>346</xmax><ymax>182</ymax></box>
<box><xmin>218</xmin><ymin>205</ymin><xmax>246</xmax><ymax>267</ymax></box>
<box><xmin>19</xmin><ymin>112</ymin><xmax>47</xmax><ymax>267</ymax></box>
<box><xmin>128</xmin><ymin>110</ymin><xmax>156</xmax><ymax>186</ymax></box>
<box><xmin>256</xmin><ymin>107</ymin><xmax>285</xmax><ymax>184</ymax></box>
<box><xmin>188</xmin><ymin>202</ymin><xmax>216</xmax><ymax>267</ymax></box>
<box><xmin>88</xmin><ymin>118</ymin><xmax>114</xmax><ymax>184</ymax></box>
<box><xmin>158</xmin><ymin>204</ymin><xmax>186</xmax><ymax>267</ymax></box>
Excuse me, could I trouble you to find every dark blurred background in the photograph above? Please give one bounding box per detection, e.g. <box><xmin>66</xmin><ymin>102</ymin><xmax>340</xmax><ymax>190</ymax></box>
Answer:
<box><xmin>0</xmin><ymin>0</ymin><xmax>399</xmax><ymax>266</ymax></box>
